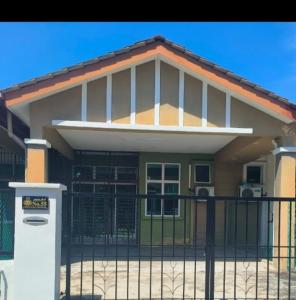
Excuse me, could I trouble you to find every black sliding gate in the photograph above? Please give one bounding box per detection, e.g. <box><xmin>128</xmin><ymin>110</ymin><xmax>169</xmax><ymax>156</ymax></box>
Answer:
<box><xmin>61</xmin><ymin>194</ymin><xmax>296</xmax><ymax>300</ymax></box>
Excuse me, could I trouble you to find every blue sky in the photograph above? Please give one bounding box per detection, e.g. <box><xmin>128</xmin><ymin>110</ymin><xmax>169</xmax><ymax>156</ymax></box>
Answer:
<box><xmin>1</xmin><ymin>22</ymin><xmax>296</xmax><ymax>102</ymax></box>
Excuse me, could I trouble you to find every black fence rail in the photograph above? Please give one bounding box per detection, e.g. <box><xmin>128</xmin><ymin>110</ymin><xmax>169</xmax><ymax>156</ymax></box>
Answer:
<box><xmin>0</xmin><ymin>189</ymin><xmax>15</xmax><ymax>259</ymax></box>
<box><xmin>61</xmin><ymin>193</ymin><xmax>296</xmax><ymax>300</ymax></box>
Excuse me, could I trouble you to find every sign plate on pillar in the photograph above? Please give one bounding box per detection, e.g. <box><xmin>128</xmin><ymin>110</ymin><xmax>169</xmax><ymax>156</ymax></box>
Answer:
<box><xmin>22</xmin><ymin>196</ymin><xmax>49</xmax><ymax>210</ymax></box>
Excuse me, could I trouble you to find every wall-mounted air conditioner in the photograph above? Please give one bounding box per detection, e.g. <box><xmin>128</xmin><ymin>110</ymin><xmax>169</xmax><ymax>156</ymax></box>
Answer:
<box><xmin>240</xmin><ymin>186</ymin><xmax>262</xmax><ymax>198</ymax></box>
<box><xmin>195</xmin><ymin>186</ymin><xmax>215</xmax><ymax>201</ymax></box>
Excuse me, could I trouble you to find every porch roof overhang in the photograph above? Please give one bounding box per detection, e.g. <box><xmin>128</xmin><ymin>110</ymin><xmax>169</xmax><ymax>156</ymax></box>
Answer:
<box><xmin>52</xmin><ymin>120</ymin><xmax>253</xmax><ymax>154</ymax></box>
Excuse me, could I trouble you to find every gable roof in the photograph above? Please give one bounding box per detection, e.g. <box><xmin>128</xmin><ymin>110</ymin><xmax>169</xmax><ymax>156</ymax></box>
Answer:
<box><xmin>1</xmin><ymin>35</ymin><xmax>296</xmax><ymax>122</ymax></box>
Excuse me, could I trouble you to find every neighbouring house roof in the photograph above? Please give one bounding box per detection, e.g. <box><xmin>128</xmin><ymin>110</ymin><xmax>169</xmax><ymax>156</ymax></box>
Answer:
<box><xmin>0</xmin><ymin>101</ymin><xmax>29</xmax><ymax>146</ymax></box>
<box><xmin>1</xmin><ymin>35</ymin><xmax>296</xmax><ymax>121</ymax></box>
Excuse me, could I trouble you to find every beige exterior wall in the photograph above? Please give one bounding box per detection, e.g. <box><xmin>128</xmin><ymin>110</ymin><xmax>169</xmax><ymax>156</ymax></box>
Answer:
<box><xmin>231</xmin><ymin>96</ymin><xmax>285</xmax><ymax>135</ymax></box>
<box><xmin>43</xmin><ymin>127</ymin><xmax>74</xmax><ymax>160</ymax></box>
<box><xmin>30</xmin><ymin>86</ymin><xmax>81</xmax><ymax>138</ymax></box>
<box><xmin>136</xmin><ymin>61</ymin><xmax>155</xmax><ymax>125</ymax></box>
<box><xmin>87</xmin><ymin>77</ymin><xmax>107</xmax><ymax>122</ymax></box>
<box><xmin>214</xmin><ymin>161</ymin><xmax>243</xmax><ymax>196</ymax></box>
<box><xmin>183</xmin><ymin>74</ymin><xmax>202</xmax><ymax>126</ymax></box>
<box><xmin>159</xmin><ymin>62</ymin><xmax>179</xmax><ymax>126</ymax></box>
<box><xmin>112</xmin><ymin>69</ymin><xmax>131</xmax><ymax>124</ymax></box>
<box><xmin>207</xmin><ymin>85</ymin><xmax>226</xmax><ymax>127</ymax></box>
<box><xmin>265</xmin><ymin>154</ymin><xmax>275</xmax><ymax>197</ymax></box>
<box><xmin>214</xmin><ymin>161</ymin><xmax>243</xmax><ymax>245</ymax></box>
<box><xmin>27</xmin><ymin>61</ymin><xmax>288</xmax><ymax>139</ymax></box>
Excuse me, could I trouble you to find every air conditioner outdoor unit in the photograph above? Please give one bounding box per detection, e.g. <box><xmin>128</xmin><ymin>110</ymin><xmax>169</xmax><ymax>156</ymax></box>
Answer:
<box><xmin>195</xmin><ymin>186</ymin><xmax>215</xmax><ymax>201</ymax></box>
<box><xmin>240</xmin><ymin>186</ymin><xmax>262</xmax><ymax>198</ymax></box>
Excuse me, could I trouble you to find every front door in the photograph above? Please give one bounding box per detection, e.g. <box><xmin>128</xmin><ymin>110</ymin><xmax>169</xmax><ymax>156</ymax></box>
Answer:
<box><xmin>95</xmin><ymin>183</ymin><xmax>137</xmax><ymax>240</ymax></box>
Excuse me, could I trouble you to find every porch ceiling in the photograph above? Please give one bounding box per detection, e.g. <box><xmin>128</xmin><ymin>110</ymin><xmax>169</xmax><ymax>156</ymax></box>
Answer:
<box><xmin>56</xmin><ymin>127</ymin><xmax>237</xmax><ymax>153</ymax></box>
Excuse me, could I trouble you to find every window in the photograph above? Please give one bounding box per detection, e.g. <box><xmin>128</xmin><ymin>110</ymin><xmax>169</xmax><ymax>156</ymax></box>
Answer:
<box><xmin>194</xmin><ymin>163</ymin><xmax>211</xmax><ymax>184</ymax></box>
<box><xmin>245</xmin><ymin>165</ymin><xmax>263</xmax><ymax>184</ymax></box>
<box><xmin>146</xmin><ymin>163</ymin><xmax>180</xmax><ymax>216</ymax></box>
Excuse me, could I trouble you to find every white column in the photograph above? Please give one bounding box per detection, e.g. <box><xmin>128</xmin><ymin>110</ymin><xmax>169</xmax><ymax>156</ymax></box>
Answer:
<box><xmin>154</xmin><ymin>59</ymin><xmax>160</xmax><ymax>125</ymax></box>
<box><xmin>225</xmin><ymin>93</ymin><xmax>231</xmax><ymax>127</ymax></box>
<box><xmin>106</xmin><ymin>74</ymin><xmax>112</xmax><ymax>124</ymax></box>
<box><xmin>9</xmin><ymin>182</ymin><xmax>67</xmax><ymax>300</ymax></box>
<box><xmin>178</xmin><ymin>70</ymin><xmax>184</xmax><ymax>127</ymax></box>
<box><xmin>81</xmin><ymin>82</ymin><xmax>87</xmax><ymax>121</ymax></box>
<box><xmin>202</xmin><ymin>82</ymin><xmax>208</xmax><ymax>127</ymax></box>
<box><xmin>130</xmin><ymin>66</ymin><xmax>136</xmax><ymax>125</ymax></box>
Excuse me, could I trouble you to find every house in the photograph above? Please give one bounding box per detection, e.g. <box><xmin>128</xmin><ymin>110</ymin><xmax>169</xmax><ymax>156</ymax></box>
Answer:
<box><xmin>1</xmin><ymin>36</ymin><xmax>295</xmax><ymax>272</ymax></box>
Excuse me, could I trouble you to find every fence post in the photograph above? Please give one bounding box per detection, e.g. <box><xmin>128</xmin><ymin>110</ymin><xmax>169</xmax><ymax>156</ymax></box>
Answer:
<box><xmin>65</xmin><ymin>192</ymin><xmax>72</xmax><ymax>299</ymax></box>
<box><xmin>205</xmin><ymin>197</ymin><xmax>215</xmax><ymax>299</ymax></box>
<box><xmin>9</xmin><ymin>182</ymin><xmax>66</xmax><ymax>300</ymax></box>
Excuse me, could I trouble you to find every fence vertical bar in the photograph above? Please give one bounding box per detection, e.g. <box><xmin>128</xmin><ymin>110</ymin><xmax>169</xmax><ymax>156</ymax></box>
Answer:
<box><xmin>222</xmin><ymin>199</ymin><xmax>227</xmax><ymax>299</ymax></box>
<box><xmin>149</xmin><ymin>196</ymin><xmax>153</xmax><ymax>300</ymax></box>
<box><xmin>193</xmin><ymin>199</ymin><xmax>198</xmax><ymax>300</ymax></box>
<box><xmin>137</xmin><ymin>196</ymin><xmax>142</xmax><ymax>300</ymax></box>
<box><xmin>182</xmin><ymin>198</ymin><xmax>187</xmax><ymax>300</ymax></box>
<box><xmin>160</xmin><ymin>196</ymin><xmax>164</xmax><ymax>300</ymax></box>
<box><xmin>205</xmin><ymin>197</ymin><xmax>215</xmax><ymax>299</ymax></box>
<box><xmin>91</xmin><ymin>194</ymin><xmax>95</xmax><ymax>299</ymax></box>
<box><xmin>277</xmin><ymin>200</ymin><xmax>281</xmax><ymax>300</ymax></box>
<box><xmin>255</xmin><ymin>197</ymin><xmax>259</xmax><ymax>299</ymax></box>
<box><xmin>266</xmin><ymin>200</ymin><xmax>270</xmax><ymax>300</ymax></box>
<box><xmin>65</xmin><ymin>192</ymin><xmax>72</xmax><ymax>300</ymax></box>
<box><xmin>127</xmin><ymin>194</ymin><xmax>131</xmax><ymax>300</ymax></box>
<box><xmin>234</xmin><ymin>197</ymin><xmax>238</xmax><ymax>300</ymax></box>
<box><xmin>115</xmin><ymin>193</ymin><xmax>118</xmax><ymax>300</ymax></box>
<box><xmin>288</xmin><ymin>199</ymin><xmax>292</xmax><ymax>300</ymax></box>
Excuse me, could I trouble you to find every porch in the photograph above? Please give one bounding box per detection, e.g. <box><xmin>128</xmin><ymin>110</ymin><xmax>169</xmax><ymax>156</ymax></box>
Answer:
<box><xmin>44</xmin><ymin>127</ymin><xmax>277</xmax><ymax>249</ymax></box>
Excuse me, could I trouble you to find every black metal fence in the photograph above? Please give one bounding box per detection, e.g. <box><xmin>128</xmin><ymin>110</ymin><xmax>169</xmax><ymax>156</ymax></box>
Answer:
<box><xmin>61</xmin><ymin>193</ymin><xmax>296</xmax><ymax>300</ymax></box>
<box><xmin>0</xmin><ymin>189</ymin><xmax>15</xmax><ymax>259</ymax></box>
<box><xmin>0</xmin><ymin>148</ymin><xmax>24</xmax><ymax>260</ymax></box>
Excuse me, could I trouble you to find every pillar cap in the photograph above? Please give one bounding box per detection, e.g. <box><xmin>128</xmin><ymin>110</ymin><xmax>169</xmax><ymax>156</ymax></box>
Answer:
<box><xmin>272</xmin><ymin>146</ymin><xmax>296</xmax><ymax>155</ymax></box>
<box><xmin>24</xmin><ymin>139</ymin><xmax>51</xmax><ymax>148</ymax></box>
<box><xmin>9</xmin><ymin>182</ymin><xmax>67</xmax><ymax>191</ymax></box>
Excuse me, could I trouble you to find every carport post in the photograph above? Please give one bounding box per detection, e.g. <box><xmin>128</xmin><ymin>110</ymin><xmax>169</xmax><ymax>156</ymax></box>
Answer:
<box><xmin>273</xmin><ymin>147</ymin><xmax>296</xmax><ymax>272</ymax></box>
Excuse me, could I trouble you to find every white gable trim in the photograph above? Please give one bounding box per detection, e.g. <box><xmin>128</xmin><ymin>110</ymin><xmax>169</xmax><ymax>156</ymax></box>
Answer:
<box><xmin>9</xmin><ymin>54</ymin><xmax>293</xmax><ymax>125</ymax></box>
<box><xmin>158</xmin><ymin>55</ymin><xmax>292</xmax><ymax>124</ymax></box>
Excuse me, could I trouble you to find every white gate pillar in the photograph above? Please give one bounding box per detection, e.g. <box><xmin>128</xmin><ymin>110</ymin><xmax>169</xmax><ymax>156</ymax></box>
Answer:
<box><xmin>9</xmin><ymin>182</ymin><xmax>66</xmax><ymax>300</ymax></box>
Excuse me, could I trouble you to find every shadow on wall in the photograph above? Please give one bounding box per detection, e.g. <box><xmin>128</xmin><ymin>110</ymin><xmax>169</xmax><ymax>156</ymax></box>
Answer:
<box><xmin>0</xmin><ymin>270</ymin><xmax>8</xmax><ymax>300</ymax></box>
<box><xmin>60</xmin><ymin>296</ymin><xmax>101</xmax><ymax>300</ymax></box>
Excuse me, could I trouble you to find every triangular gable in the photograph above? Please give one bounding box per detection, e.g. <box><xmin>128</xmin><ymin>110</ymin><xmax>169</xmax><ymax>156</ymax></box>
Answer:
<box><xmin>2</xmin><ymin>36</ymin><xmax>296</xmax><ymax>123</ymax></box>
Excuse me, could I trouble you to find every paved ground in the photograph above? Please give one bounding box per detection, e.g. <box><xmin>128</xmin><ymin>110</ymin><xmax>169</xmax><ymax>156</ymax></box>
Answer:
<box><xmin>60</xmin><ymin>258</ymin><xmax>296</xmax><ymax>299</ymax></box>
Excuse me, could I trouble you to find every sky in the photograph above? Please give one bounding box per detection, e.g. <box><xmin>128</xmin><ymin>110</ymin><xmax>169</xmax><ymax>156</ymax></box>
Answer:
<box><xmin>1</xmin><ymin>22</ymin><xmax>296</xmax><ymax>102</ymax></box>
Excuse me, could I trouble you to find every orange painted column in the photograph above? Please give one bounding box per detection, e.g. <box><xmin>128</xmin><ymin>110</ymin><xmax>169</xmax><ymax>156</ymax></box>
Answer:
<box><xmin>24</xmin><ymin>139</ymin><xmax>51</xmax><ymax>183</ymax></box>
<box><xmin>273</xmin><ymin>148</ymin><xmax>296</xmax><ymax>272</ymax></box>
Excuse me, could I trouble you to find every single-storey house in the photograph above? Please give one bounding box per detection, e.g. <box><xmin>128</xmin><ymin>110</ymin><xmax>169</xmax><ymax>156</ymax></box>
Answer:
<box><xmin>1</xmin><ymin>36</ymin><xmax>295</xmax><ymax>271</ymax></box>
